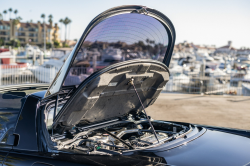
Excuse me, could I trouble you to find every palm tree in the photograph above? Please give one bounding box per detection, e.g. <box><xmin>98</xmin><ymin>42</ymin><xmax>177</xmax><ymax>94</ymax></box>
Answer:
<box><xmin>13</xmin><ymin>16</ymin><xmax>22</xmax><ymax>25</ymax></box>
<box><xmin>62</xmin><ymin>17</ymin><xmax>71</xmax><ymax>45</ymax></box>
<box><xmin>3</xmin><ymin>10</ymin><xmax>7</xmax><ymax>20</ymax></box>
<box><xmin>8</xmin><ymin>8</ymin><xmax>12</xmax><ymax>19</ymax></box>
<box><xmin>0</xmin><ymin>13</ymin><xmax>2</xmax><ymax>20</ymax></box>
<box><xmin>12</xmin><ymin>17</ymin><xmax>22</xmax><ymax>47</ymax></box>
<box><xmin>41</xmin><ymin>14</ymin><xmax>45</xmax><ymax>21</ymax></box>
<box><xmin>59</xmin><ymin>19</ymin><xmax>63</xmax><ymax>41</ymax></box>
<box><xmin>41</xmin><ymin>14</ymin><xmax>46</xmax><ymax>34</ymax></box>
<box><xmin>48</xmin><ymin>14</ymin><xmax>53</xmax><ymax>24</ymax></box>
<box><xmin>41</xmin><ymin>14</ymin><xmax>46</xmax><ymax>64</ymax></box>
<box><xmin>14</xmin><ymin>9</ymin><xmax>18</xmax><ymax>19</ymax></box>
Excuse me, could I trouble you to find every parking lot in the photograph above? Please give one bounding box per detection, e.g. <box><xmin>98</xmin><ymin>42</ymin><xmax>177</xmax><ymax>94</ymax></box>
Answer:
<box><xmin>148</xmin><ymin>93</ymin><xmax>250</xmax><ymax>130</ymax></box>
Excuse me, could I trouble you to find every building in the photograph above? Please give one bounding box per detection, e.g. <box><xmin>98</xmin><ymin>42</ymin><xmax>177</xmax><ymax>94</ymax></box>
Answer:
<box><xmin>174</xmin><ymin>41</ymin><xmax>194</xmax><ymax>53</ymax></box>
<box><xmin>0</xmin><ymin>19</ymin><xmax>60</xmax><ymax>47</ymax></box>
<box><xmin>174</xmin><ymin>41</ymin><xmax>216</xmax><ymax>54</ymax></box>
<box><xmin>237</xmin><ymin>48</ymin><xmax>250</xmax><ymax>56</ymax></box>
<box><xmin>192</xmin><ymin>44</ymin><xmax>216</xmax><ymax>54</ymax></box>
<box><xmin>215</xmin><ymin>41</ymin><xmax>237</xmax><ymax>54</ymax></box>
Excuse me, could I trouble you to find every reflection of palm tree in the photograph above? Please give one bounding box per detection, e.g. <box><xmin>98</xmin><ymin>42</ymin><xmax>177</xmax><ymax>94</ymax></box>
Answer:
<box><xmin>0</xmin><ymin>114</ymin><xmax>9</xmax><ymax>129</ymax></box>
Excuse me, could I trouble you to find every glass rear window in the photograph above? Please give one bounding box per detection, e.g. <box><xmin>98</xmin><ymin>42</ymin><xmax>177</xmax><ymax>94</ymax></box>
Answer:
<box><xmin>63</xmin><ymin>13</ymin><xmax>169</xmax><ymax>86</ymax></box>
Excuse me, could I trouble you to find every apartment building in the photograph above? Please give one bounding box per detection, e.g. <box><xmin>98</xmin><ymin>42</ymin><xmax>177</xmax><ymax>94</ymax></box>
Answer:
<box><xmin>0</xmin><ymin>19</ymin><xmax>60</xmax><ymax>46</ymax></box>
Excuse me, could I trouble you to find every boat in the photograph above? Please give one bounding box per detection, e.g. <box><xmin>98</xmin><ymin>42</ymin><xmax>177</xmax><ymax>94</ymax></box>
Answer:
<box><xmin>29</xmin><ymin>53</ymin><xmax>69</xmax><ymax>83</ymax></box>
<box><xmin>0</xmin><ymin>49</ymin><xmax>30</xmax><ymax>80</ymax></box>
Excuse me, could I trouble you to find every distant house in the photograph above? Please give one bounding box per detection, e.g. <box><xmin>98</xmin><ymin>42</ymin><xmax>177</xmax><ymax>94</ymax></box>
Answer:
<box><xmin>174</xmin><ymin>41</ymin><xmax>216</xmax><ymax>54</ymax></box>
<box><xmin>192</xmin><ymin>44</ymin><xmax>216</xmax><ymax>54</ymax></box>
<box><xmin>174</xmin><ymin>41</ymin><xmax>194</xmax><ymax>53</ymax></box>
<box><xmin>215</xmin><ymin>41</ymin><xmax>237</xmax><ymax>54</ymax></box>
<box><xmin>237</xmin><ymin>48</ymin><xmax>250</xmax><ymax>56</ymax></box>
<box><xmin>0</xmin><ymin>19</ymin><xmax>60</xmax><ymax>47</ymax></box>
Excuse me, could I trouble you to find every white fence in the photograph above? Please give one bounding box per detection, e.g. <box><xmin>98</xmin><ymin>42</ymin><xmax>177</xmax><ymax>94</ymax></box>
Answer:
<box><xmin>0</xmin><ymin>64</ymin><xmax>249</xmax><ymax>96</ymax></box>
<box><xmin>0</xmin><ymin>64</ymin><xmax>58</xmax><ymax>85</ymax></box>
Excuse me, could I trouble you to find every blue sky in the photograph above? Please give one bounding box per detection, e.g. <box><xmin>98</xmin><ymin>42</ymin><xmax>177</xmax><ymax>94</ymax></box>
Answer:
<box><xmin>1</xmin><ymin>0</ymin><xmax>250</xmax><ymax>48</ymax></box>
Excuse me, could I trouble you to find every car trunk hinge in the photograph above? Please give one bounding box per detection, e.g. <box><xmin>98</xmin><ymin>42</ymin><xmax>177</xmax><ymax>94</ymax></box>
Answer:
<box><xmin>129</xmin><ymin>78</ymin><xmax>159</xmax><ymax>143</ymax></box>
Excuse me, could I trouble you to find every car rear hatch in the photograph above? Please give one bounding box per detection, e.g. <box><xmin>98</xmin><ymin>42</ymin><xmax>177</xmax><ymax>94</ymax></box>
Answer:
<box><xmin>43</xmin><ymin>5</ymin><xmax>176</xmax><ymax>130</ymax></box>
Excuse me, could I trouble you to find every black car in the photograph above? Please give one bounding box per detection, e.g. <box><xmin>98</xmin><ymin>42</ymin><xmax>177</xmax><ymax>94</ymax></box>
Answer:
<box><xmin>1</xmin><ymin>5</ymin><xmax>250</xmax><ymax>166</ymax></box>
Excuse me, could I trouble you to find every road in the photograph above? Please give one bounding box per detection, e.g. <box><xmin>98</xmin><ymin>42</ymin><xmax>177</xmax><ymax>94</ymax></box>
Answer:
<box><xmin>148</xmin><ymin>93</ymin><xmax>250</xmax><ymax>130</ymax></box>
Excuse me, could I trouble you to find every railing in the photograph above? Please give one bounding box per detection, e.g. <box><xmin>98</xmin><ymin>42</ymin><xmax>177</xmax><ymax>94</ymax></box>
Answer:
<box><xmin>0</xmin><ymin>64</ymin><xmax>58</xmax><ymax>86</ymax></box>
<box><xmin>163</xmin><ymin>73</ymin><xmax>250</xmax><ymax>96</ymax></box>
<box><xmin>0</xmin><ymin>64</ymin><xmax>249</xmax><ymax>96</ymax></box>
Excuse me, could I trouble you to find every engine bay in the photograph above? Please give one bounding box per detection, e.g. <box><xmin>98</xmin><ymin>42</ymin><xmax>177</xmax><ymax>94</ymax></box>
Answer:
<box><xmin>49</xmin><ymin>114</ymin><xmax>192</xmax><ymax>155</ymax></box>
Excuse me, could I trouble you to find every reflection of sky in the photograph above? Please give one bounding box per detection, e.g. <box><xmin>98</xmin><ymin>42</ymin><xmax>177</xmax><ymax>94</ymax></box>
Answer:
<box><xmin>86</xmin><ymin>13</ymin><xmax>168</xmax><ymax>46</ymax></box>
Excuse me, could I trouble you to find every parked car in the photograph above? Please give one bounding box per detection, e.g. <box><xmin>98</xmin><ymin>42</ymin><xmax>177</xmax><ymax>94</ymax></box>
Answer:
<box><xmin>0</xmin><ymin>5</ymin><xmax>250</xmax><ymax>166</ymax></box>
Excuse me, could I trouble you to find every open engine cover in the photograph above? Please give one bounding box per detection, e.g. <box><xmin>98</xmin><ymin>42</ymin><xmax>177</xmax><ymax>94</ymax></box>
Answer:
<box><xmin>53</xmin><ymin>59</ymin><xmax>169</xmax><ymax>128</ymax></box>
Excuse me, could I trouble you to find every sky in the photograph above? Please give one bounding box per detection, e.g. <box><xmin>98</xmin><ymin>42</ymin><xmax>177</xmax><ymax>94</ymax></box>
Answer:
<box><xmin>1</xmin><ymin>0</ymin><xmax>250</xmax><ymax>48</ymax></box>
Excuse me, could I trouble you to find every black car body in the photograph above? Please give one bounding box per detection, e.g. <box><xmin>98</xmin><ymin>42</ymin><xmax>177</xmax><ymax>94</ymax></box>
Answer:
<box><xmin>1</xmin><ymin>5</ymin><xmax>250</xmax><ymax>166</ymax></box>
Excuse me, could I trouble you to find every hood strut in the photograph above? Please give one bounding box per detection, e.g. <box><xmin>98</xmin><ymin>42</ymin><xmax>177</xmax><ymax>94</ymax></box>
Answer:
<box><xmin>129</xmin><ymin>78</ymin><xmax>159</xmax><ymax>143</ymax></box>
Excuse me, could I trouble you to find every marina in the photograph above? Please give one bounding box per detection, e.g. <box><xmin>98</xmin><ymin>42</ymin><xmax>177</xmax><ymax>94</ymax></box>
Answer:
<box><xmin>0</xmin><ymin>41</ymin><xmax>249</xmax><ymax>96</ymax></box>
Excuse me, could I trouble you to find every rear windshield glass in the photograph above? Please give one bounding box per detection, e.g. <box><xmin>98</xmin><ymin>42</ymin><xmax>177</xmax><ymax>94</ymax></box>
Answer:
<box><xmin>46</xmin><ymin>13</ymin><xmax>169</xmax><ymax>96</ymax></box>
<box><xmin>63</xmin><ymin>13</ymin><xmax>168</xmax><ymax>86</ymax></box>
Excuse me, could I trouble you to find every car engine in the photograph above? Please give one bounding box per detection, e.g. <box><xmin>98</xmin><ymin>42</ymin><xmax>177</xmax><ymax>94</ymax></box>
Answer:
<box><xmin>51</xmin><ymin>114</ymin><xmax>191</xmax><ymax>155</ymax></box>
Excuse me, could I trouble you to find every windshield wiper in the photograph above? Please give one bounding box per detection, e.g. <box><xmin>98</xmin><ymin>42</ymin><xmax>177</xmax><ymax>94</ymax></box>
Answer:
<box><xmin>129</xmin><ymin>78</ymin><xmax>159</xmax><ymax>143</ymax></box>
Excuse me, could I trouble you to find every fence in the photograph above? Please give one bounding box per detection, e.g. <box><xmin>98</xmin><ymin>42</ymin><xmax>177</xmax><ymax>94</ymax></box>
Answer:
<box><xmin>0</xmin><ymin>64</ymin><xmax>249</xmax><ymax>96</ymax></box>
<box><xmin>0</xmin><ymin>64</ymin><xmax>58</xmax><ymax>85</ymax></box>
<box><xmin>164</xmin><ymin>71</ymin><xmax>250</xmax><ymax>96</ymax></box>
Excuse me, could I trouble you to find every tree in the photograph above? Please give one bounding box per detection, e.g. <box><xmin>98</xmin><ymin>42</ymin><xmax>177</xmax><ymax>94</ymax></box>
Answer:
<box><xmin>59</xmin><ymin>19</ymin><xmax>63</xmax><ymax>41</ymax></box>
<box><xmin>8</xmin><ymin>8</ymin><xmax>12</xmax><ymax>19</ymax></box>
<box><xmin>12</xmin><ymin>17</ymin><xmax>22</xmax><ymax>26</ymax></box>
<box><xmin>11</xmin><ymin>17</ymin><xmax>22</xmax><ymax>47</ymax></box>
<box><xmin>3</xmin><ymin>10</ymin><xmax>7</xmax><ymax>20</ymax></box>
<box><xmin>14</xmin><ymin>9</ymin><xmax>18</xmax><ymax>18</ymax></box>
<box><xmin>0</xmin><ymin>13</ymin><xmax>2</xmax><ymax>20</ymax></box>
<box><xmin>41</xmin><ymin>14</ymin><xmax>45</xmax><ymax>21</ymax></box>
<box><xmin>0</xmin><ymin>38</ymin><xmax>4</xmax><ymax>46</ymax></box>
<box><xmin>46</xmin><ymin>42</ymin><xmax>52</xmax><ymax>49</ymax></box>
<box><xmin>53</xmin><ymin>40</ymin><xmax>60</xmax><ymax>48</ymax></box>
<box><xmin>48</xmin><ymin>14</ymin><xmax>53</xmax><ymax>24</ymax></box>
<box><xmin>7</xmin><ymin>39</ymin><xmax>20</xmax><ymax>47</ymax></box>
<box><xmin>61</xmin><ymin>17</ymin><xmax>71</xmax><ymax>44</ymax></box>
<box><xmin>41</xmin><ymin>14</ymin><xmax>46</xmax><ymax>46</ymax></box>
